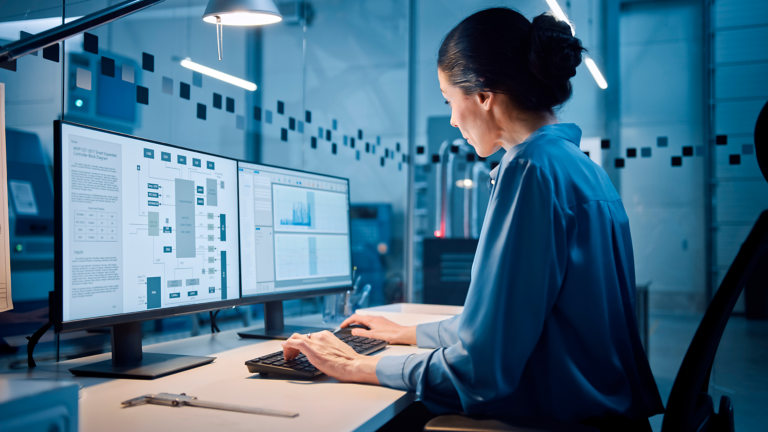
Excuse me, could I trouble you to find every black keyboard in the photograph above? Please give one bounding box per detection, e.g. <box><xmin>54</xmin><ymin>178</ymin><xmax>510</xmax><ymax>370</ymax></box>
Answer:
<box><xmin>245</xmin><ymin>334</ymin><xmax>388</xmax><ymax>378</ymax></box>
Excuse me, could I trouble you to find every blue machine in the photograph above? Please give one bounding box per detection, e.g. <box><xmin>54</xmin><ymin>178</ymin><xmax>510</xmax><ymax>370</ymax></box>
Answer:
<box><xmin>6</xmin><ymin>130</ymin><xmax>55</xmax><ymax>302</ymax></box>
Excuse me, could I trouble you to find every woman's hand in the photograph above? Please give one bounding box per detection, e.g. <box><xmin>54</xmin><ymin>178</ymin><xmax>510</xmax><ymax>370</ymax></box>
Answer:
<box><xmin>281</xmin><ymin>331</ymin><xmax>380</xmax><ymax>384</ymax></box>
<box><xmin>340</xmin><ymin>314</ymin><xmax>417</xmax><ymax>346</ymax></box>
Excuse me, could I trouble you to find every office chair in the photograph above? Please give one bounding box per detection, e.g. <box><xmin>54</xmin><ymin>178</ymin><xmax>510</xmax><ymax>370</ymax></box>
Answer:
<box><xmin>425</xmin><ymin>100</ymin><xmax>768</xmax><ymax>432</ymax></box>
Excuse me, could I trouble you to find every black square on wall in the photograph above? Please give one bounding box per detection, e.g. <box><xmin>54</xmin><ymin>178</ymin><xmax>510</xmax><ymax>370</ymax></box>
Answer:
<box><xmin>305</xmin><ymin>110</ymin><xmax>312</xmax><ymax>123</ymax></box>
<box><xmin>641</xmin><ymin>147</ymin><xmax>652</xmax><ymax>158</ymax></box>
<box><xmin>671</xmin><ymin>156</ymin><xmax>682</xmax><ymax>166</ymax></box>
<box><xmin>101</xmin><ymin>56</ymin><xmax>115</xmax><ymax>77</ymax></box>
<box><xmin>432</xmin><ymin>154</ymin><xmax>440</xmax><ymax>163</ymax></box>
<box><xmin>137</xmin><ymin>85</ymin><xmax>149</xmax><ymax>105</ymax></box>
<box><xmin>478</xmin><ymin>157</ymin><xmax>486</xmax><ymax>162</ymax></box>
<box><xmin>615</xmin><ymin>158</ymin><xmax>625</xmax><ymax>168</ymax></box>
<box><xmin>380</xmin><ymin>157</ymin><xmax>385</xmax><ymax>167</ymax></box>
<box><xmin>365</xmin><ymin>142</ymin><xmax>370</xmax><ymax>153</ymax></box>
<box><xmin>281</xmin><ymin>128</ymin><xmax>288</xmax><ymax>142</ymax></box>
<box><xmin>311</xmin><ymin>137</ymin><xmax>317</xmax><ymax>148</ymax></box>
<box><xmin>451</xmin><ymin>145</ymin><xmax>459</xmax><ymax>153</ymax></box>
<box><xmin>657</xmin><ymin>137</ymin><xmax>668</xmax><ymax>147</ymax></box>
<box><xmin>180</xmin><ymin>82</ymin><xmax>190</xmax><ymax>100</ymax></box>
<box><xmin>358</xmin><ymin>130</ymin><xmax>363</xmax><ymax>140</ymax></box>
<box><xmin>601</xmin><ymin>139</ymin><xmax>610</xmax><ymax>149</ymax></box>
<box><xmin>396</xmin><ymin>143</ymin><xmax>401</xmax><ymax>152</ymax></box>
<box><xmin>254</xmin><ymin>106</ymin><xmax>261</xmax><ymax>121</ymax></box>
<box><xmin>326</xmin><ymin>130</ymin><xmax>331</xmax><ymax>141</ymax></box>
<box><xmin>385</xmin><ymin>148</ymin><xmax>390</xmax><ymax>158</ymax></box>
<box><xmin>197</xmin><ymin>103</ymin><xmax>206</xmax><ymax>120</ymax></box>
<box><xmin>626</xmin><ymin>148</ymin><xmax>636</xmax><ymax>158</ymax></box>
<box><xmin>142</xmin><ymin>52</ymin><xmax>154</xmax><ymax>72</ymax></box>
<box><xmin>466</xmin><ymin>153</ymin><xmax>475</xmax><ymax>162</ymax></box>
<box><xmin>716</xmin><ymin>135</ymin><xmax>728</xmax><ymax>145</ymax></box>
<box><xmin>416</xmin><ymin>146</ymin><xmax>425</xmax><ymax>154</ymax></box>
<box><xmin>226</xmin><ymin>97</ymin><xmax>235</xmax><ymax>113</ymax></box>
<box><xmin>682</xmin><ymin>146</ymin><xmax>693</xmax><ymax>156</ymax></box>
<box><xmin>350</xmin><ymin>138</ymin><xmax>355</xmax><ymax>148</ymax></box>
<box><xmin>277</xmin><ymin>100</ymin><xmax>284</xmax><ymax>114</ymax></box>
<box><xmin>729</xmin><ymin>154</ymin><xmax>741</xmax><ymax>165</ymax></box>
<box><xmin>332</xmin><ymin>143</ymin><xmax>337</xmax><ymax>154</ymax></box>
<box><xmin>289</xmin><ymin>117</ymin><xmax>296</xmax><ymax>131</ymax></box>
<box><xmin>42</xmin><ymin>43</ymin><xmax>59</xmax><ymax>62</ymax></box>
<box><xmin>213</xmin><ymin>93</ymin><xmax>222</xmax><ymax>109</ymax></box>
<box><xmin>84</xmin><ymin>33</ymin><xmax>98</xmax><ymax>54</ymax></box>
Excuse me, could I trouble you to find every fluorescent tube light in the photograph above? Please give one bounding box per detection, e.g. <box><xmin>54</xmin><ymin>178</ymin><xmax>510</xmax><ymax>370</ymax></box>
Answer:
<box><xmin>544</xmin><ymin>0</ymin><xmax>575</xmax><ymax>36</ymax></box>
<box><xmin>584</xmin><ymin>57</ymin><xmax>608</xmax><ymax>89</ymax></box>
<box><xmin>180</xmin><ymin>58</ymin><xmax>257</xmax><ymax>91</ymax></box>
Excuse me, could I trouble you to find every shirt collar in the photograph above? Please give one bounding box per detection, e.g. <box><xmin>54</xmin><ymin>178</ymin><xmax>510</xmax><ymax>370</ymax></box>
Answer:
<box><xmin>489</xmin><ymin>123</ymin><xmax>582</xmax><ymax>183</ymax></box>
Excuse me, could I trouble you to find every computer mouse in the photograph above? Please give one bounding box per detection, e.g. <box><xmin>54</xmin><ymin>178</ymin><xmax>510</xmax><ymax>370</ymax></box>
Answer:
<box><xmin>335</xmin><ymin>323</ymin><xmax>370</xmax><ymax>335</ymax></box>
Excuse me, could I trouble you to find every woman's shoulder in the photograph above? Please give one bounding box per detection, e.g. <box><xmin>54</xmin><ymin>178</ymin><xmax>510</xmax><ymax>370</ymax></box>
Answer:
<box><xmin>505</xmin><ymin>124</ymin><xmax>620</xmax><ymax>205</ymax></box>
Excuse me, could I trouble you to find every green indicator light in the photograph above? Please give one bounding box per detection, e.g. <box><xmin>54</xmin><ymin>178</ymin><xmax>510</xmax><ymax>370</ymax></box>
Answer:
<box><xmin>15</xmin><ymin>244</ymin><xmax>22</xmax><ymax>252</ymax></box>
<box><xmin>75</xmin><ymin>99</ymin><xmax>84</xmax><ymax>107</ymax></box>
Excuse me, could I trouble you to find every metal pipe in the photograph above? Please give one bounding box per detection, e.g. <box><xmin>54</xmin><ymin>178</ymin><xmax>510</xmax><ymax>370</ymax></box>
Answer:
<box><xmin>0</xmin><ymin>0</ymin><xmax>164</xmax><ymax>64</ymax></box>
<box><xmin>434</xmin><ymin>139</ymin><xmax>451</xmax><ymax>236</ymax></box>
<box><xmin>471</xmin><ymin>162</ymin><xmax>491</xmax><ymax>238</ymax></box>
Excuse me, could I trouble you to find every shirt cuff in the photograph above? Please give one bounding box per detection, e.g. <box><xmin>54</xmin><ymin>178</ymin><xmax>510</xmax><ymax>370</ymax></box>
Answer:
<box><xmin>416</xmin><ymin>321</ymin><xmax>442</xmax><ymax>348</ymax></box>
<box><xmin>375</xmin><ymin>354</ymin><xmax>412</xmax><ymax>391</ymax></box>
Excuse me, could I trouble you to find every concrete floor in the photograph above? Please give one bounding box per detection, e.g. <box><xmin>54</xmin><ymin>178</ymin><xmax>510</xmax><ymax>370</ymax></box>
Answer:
<box><xmin>647</xmin><ymin>313</ymin><xmax>768</xmax><ymax>431</ymax></box>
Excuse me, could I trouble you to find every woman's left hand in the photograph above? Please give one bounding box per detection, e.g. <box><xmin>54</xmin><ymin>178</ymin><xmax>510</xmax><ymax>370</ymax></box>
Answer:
<box><xmin>281</xmin><ymin>331</ymin><xmax>380</xmax><ymax>384</ymax></box>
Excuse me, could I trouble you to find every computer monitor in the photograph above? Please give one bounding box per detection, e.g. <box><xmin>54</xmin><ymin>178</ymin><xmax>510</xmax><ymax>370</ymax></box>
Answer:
<box><xmin>54</xmin><ymin>121</ymin><xmax>241</xmax><ymax>378</ymax></box>
<box><xmin>236</xmin><ymin>161</ymin><xmax>352</xmax><ymax>340</ymax></box>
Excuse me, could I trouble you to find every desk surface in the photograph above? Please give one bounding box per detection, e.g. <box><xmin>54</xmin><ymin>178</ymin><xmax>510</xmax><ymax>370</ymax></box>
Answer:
<box><xmin>1</xmin><ymin>310</ymin><xmax>455</xmax><ymax>432</ymax></box>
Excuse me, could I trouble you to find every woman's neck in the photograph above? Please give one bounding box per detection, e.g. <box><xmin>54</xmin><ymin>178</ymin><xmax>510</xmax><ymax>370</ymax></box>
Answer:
<box><xmin>497</xmin><ymin>110</ymin><xmax>559</xmax><ymax>152</ymax></box>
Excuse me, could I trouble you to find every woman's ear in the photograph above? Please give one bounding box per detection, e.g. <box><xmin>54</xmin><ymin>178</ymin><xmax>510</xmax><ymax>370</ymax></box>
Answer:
<box><xmin>476</xmin><ymin>91</ymin><xmax>494</xmax><ymax>111</ymax></box>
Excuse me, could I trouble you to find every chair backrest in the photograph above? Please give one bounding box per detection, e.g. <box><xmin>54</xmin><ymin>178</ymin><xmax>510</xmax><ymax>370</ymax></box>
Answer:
<box><xmin>662</xmin><ymin>211</ymin><xmax>768</xmax><ymax>431</ymax></box>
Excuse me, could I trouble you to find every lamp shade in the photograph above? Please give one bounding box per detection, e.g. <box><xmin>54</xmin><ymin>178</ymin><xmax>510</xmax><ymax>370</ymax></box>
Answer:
<box><xmin>203</xmin><ymin>0</ymin><xmax>282</xmax><ymax>26</ymax></box>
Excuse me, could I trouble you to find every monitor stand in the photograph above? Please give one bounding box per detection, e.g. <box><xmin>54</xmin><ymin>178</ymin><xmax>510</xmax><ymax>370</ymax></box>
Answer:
<box><xmin>238</xmin><ymin>300</ymin><xmax>333</xmax><ymax>340</ymax></box>
<box><xmin>69</xmin><ymin>322</ymin><xmax>215</xmax><ymax>379</ymax></box>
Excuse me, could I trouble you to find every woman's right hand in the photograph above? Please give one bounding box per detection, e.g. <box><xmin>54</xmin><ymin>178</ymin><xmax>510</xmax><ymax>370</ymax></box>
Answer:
<box><xmin>340</xmin><ymin>314</ymin><xmax>417</xmax><ymax>346</ymax></box>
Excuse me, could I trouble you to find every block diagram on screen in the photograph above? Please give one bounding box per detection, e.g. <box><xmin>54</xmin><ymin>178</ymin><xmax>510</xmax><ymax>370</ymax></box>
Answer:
<box><xmin>121</xmin><ymin>147</ymin><xmax>240</xmax><ymax>312</ymax></box>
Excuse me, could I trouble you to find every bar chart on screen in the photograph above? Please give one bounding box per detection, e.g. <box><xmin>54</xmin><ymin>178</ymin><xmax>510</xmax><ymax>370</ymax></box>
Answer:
<box><xmin>273</xmin><ymin>234</ymin><xmax>350</xmax><ymax>281</ymax></box>
<box><xmin>272</xmin><ymin>185</ymin><xmax>348</xmax><ymax>233</ymax></box>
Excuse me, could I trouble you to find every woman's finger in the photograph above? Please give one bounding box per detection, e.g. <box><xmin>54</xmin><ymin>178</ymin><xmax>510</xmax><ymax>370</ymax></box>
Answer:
<box><xmin>281</xmin><ymin>334</ymin><xmax>311</xmax><ymax>359</ymax></box>
<box><xmin>340</xmin><ymin>314</ymin><xmax>372</xmax><ymax>328</ymax></box>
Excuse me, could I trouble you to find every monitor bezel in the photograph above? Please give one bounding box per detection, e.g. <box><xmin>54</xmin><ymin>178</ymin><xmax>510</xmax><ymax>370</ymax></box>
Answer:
<box><xmin>235</xmin><ymin>160</ymin><xmax>354</xmax><ymax>306</ymax></box>
<box><xmin>54</xmin><ymin>120</ymin><xmax>244</xmax><ymax>332</ymax></box>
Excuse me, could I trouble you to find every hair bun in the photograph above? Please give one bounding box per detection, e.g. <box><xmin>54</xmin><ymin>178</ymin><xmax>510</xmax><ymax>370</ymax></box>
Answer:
<box><xmin>528</xmin><ymin>14</ymin><xmax>585</xmax><ymax>86</ymax></box>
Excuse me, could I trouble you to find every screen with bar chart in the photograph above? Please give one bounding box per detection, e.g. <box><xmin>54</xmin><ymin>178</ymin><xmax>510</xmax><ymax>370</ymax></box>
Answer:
<box><xmin>238</xmin><ymin>161</ymin><xmax>352</xmax><ymax>298</ymax></box>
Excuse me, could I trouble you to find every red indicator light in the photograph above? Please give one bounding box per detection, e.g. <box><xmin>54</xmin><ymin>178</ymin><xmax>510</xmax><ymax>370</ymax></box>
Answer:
<box><xmin>434</xmin><ymin>230</ymin><xmax>443</xmax><ymax>238</ymax></box>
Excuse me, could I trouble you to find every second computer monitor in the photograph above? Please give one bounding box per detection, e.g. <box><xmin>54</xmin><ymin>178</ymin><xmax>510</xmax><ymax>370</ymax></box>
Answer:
<box><xmin>238</xmin><ymin>162</ymin><xmax>352</xmax><ymax>300</ymax></box>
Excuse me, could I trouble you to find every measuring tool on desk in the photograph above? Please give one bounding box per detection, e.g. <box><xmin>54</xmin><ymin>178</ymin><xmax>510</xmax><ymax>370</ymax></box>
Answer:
<box><xmin>121</xmin><ymin>393</ymin><xmax>299</xmax><ymax>418</ymax></box>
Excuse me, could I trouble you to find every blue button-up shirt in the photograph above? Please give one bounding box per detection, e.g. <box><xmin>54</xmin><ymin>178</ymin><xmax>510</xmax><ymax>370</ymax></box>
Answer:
<box><xmin>376</xmin><ymin>123</ymin><xmax>664</xmax><ymax>422</ymax></box>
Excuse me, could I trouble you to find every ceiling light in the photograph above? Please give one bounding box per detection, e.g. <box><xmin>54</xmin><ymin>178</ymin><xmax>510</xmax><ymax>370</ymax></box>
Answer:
<box><xmin>584</xmin><ymin>57</ymin><xmax>608</xmax><ymax>89</ymax></box>
<box><xmin>544</xmin><ymin>0</ymin><xmax>575</xmax><ymax>36</ymax></box>
<box><xmin>203</xmin><ymin>0</ymin><xmax>283</xmax><ymax>60</ymax></box>
<box><xmin>543</xmin><ymin>0</ymin><xmax>608</xmax><ymax>89</ymax></box>
<box><xmin>180</xmin><ymin>58</ymin><xmax>257</xmax><ymax>91</ymax></box>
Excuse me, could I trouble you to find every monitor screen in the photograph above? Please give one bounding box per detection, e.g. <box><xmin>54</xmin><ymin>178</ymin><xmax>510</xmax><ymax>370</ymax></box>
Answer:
<box><xmin>237</xmin><ymin>162</ymin><xmax>352</xmax><ymax>298</ymax></box>
<box><xmin>59</xmin><ymin>123</ymin><xmax>240</xmax><ymax>322</ymax></box>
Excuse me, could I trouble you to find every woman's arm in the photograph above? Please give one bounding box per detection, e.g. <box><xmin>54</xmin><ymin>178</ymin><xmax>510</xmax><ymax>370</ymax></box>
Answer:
<box><xmin>340</xmin><ymin>313</ymin><xmax>463</xmax><ymax>348</ymax></box>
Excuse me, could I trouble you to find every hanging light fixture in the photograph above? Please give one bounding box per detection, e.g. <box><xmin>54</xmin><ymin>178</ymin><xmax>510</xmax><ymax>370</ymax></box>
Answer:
<box><xmin>203</xmin><ymin>0</ymin><xmax>283</xmax><ymax>60</ymax></box>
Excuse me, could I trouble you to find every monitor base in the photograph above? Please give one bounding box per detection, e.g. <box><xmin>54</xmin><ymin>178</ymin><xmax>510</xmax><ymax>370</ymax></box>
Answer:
<box><xmin>238</xmin><ymin>324</ymin><xmax>333</xmax><ymax>341</ymax></box>
<box><xmin>69</xmin><ymin>353</ymin><xmax>215</xmax><ymax>379</ymax></box>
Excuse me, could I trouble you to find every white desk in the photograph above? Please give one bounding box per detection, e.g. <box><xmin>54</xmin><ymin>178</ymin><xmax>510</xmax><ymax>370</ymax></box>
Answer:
<box><xmin>0</xmin><ymin>310</ymin><xmax>457</xmax><ymax>432</ymax></box>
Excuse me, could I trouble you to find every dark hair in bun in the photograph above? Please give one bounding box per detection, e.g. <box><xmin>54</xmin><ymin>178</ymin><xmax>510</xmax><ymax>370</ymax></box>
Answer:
<box><xmin>438</xmin><ymin>7</ymin><xmax>585</xmax><ymax>113</ymax></box>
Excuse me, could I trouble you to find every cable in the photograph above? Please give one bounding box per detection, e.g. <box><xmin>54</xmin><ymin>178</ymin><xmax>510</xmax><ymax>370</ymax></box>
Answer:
<box><xmin>209</xmin><ymin>310</ymin><xmax>221</xmax><ymax>334</ymax></box>
<box><xmin>27</xmin><ymin>321</ymin><xmax>53</xmax><ymax>368</ymax></box>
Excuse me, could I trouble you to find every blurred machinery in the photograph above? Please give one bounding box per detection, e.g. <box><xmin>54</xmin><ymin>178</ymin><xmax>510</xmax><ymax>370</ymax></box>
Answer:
<box><xmin>350</xmin><ymin>203</ymin><xmax>393</xmax><ymax>306</ymax></box>
<box><xmin>5</xmin><ymin>130</ymin><xmax>54</xmax><ymax>303</ymax></box>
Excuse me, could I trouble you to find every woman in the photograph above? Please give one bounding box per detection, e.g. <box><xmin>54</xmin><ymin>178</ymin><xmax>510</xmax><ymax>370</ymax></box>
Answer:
<box><xmin>282</xmin><ymin>7</ymin><xmax>664</xmax><ymax>429</ymax></box>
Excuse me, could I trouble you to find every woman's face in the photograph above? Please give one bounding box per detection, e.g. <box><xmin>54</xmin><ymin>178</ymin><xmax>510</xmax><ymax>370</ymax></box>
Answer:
<box><xmin>438</xmin><ymin>69</ymin><xmax>502</xmax><ymax>158</ymax></box>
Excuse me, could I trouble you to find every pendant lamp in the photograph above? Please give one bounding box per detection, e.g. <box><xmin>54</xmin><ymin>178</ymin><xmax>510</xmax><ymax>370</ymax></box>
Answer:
<box><xmin>203</xmin><ymin>0</ymin><xmax>283</xmax><ymax>60</ymax></box>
